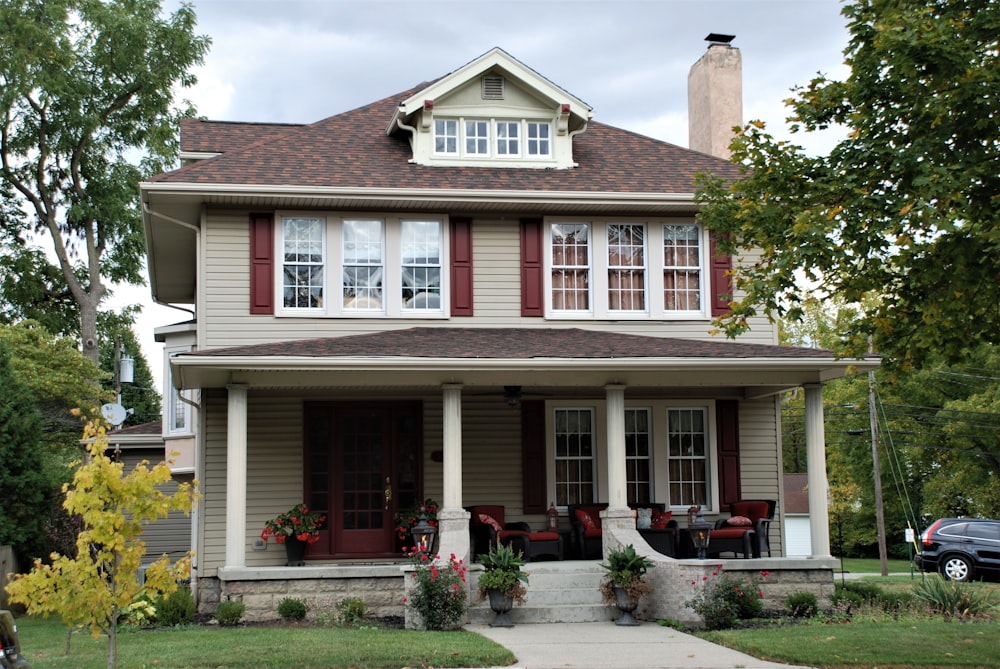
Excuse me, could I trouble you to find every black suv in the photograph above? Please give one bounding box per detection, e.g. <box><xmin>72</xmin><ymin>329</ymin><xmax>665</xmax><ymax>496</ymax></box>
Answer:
<box><xmin>916</xmin><ymin>518</ymin><xmax>1000</xmax><ymax>582</ymax></box>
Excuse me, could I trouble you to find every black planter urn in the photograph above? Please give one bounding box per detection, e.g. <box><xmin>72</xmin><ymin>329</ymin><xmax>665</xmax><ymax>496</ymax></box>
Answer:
<box><xmin>284</xmin><ymin>536</ymin><xmax>307</xmax><ymax>566</ymax></box>
<box><xmin>612</xmin><ymin>585</ymin><xmax>640</xmax><ymax>626</ymax></box>
<box><xmin>486</xmin><ymin>589</ymin><xmax>515</xmax><ymax>627</ymax></box>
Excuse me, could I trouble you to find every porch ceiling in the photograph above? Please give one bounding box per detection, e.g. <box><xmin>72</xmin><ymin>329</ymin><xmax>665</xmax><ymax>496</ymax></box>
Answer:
<box><xmin>172</xmin><ymin>328</ymin><xmax>879</xmax><ymax>399</ymax></box>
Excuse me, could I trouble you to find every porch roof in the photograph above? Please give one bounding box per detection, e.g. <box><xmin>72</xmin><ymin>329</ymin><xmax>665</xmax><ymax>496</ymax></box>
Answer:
<box><xmin>172</xmin><ymin>328</ymin><xmax>879</xmax><ymax>398</ymax></box>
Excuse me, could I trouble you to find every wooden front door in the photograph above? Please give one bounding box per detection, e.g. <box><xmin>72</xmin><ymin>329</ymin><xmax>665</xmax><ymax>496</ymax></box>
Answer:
<box><xmin>305</xmin><ymin>402</ymin><xmax>422</xmax><ymax>558</ymax></box>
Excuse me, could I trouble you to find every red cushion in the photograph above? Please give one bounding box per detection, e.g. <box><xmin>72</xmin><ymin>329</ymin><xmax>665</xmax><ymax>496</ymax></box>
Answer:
<box><xmin>650</xmin><ymin>509</ymin><xmax>673</xmax><ymax>528</ymax></box>
<box><xmin>526</xmin><ymin>531</ymin><xmax>559</xmax><ymax>541</ymax></box>
<box><xmin>711</xmin><ymin>527</ymin><xmax>752</xmax><ymax>539</ymax></box>
<box><xmin>497</xmin><ymin>529</ymin><xmax>529</xmax><ymax>541</ymax></box>
<box><xmin>478</xmin><ymin>513</ymin><xmax>503</xmax><ymax>533</ymax></box>
<box><xmin>583</xmin><ymin>527</ymin><xmax>603</xmax><ymax>539</ymax></box>
<box><xmin>726</xmin><ymin>515</ymin><xmax>753</xmax><ymax>527</ymax></box>
<box><xmin>731</xmin><ymin>501</ymin><xmax>769</xmax><ymax>522</ymax></box>
<box><xmin>575</xmin><ymin>509</ymin><xmax>596</xmax><ymax>529</ymax></box>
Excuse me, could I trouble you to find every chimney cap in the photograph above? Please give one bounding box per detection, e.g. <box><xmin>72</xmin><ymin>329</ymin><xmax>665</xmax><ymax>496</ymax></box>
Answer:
<box><xmin>705</xmin><ymin>33</ymin><xmax>736</xmax><ymax>45</ymax></box>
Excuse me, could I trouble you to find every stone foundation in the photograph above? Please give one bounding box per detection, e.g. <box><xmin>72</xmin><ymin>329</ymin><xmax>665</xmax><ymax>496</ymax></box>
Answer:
<box><xmin>204</xmin><ymin>564</ymin><xmax>407</xmax><ymax>622</ymax></box>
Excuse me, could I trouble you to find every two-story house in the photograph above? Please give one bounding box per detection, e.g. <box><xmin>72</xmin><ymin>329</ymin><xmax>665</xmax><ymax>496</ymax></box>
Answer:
<box><xmin>141</xmin><ymin>45</ymin><xmax>876</xmax><ymax>623</ymax></box>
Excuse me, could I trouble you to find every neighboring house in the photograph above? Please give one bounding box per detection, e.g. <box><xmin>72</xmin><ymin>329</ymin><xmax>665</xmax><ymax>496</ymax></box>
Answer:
<box><xmin>105</xmin><ymin>422</ymin><xmax>194</xmax><ymax>567</ymax></box>
<box><xmin>783</xmin><ymin>473</ymin><xmax>812</xmax><ymax>556</ymax></box>
<box><xmin>141</xmin><ymin>45</ymin><xmax>877</xmax><ymax>622</ymax></box>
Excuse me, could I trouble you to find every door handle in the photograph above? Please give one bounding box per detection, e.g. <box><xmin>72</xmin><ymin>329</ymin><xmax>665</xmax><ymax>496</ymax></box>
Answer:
<box><xmin>384</xmin><ymin>476</ymin><xmax>392</xmax><ymax>510</ymax></box>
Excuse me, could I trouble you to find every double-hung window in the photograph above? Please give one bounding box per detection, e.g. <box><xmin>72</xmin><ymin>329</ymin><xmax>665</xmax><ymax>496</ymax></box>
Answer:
<box><xmin>342</xmin><ymin>219</ymin><xmax>384</xmax><ymax>310</ymax></box>
<box><xmin>666</xmin><ymin>407</ymin><xmax>709</xmax><ymax>507</ymax></box>
<box><xmin>663</xmin><ymin>224</ymin><xmax>702</xmax><ymax>312</ymax></box>
<box><xmin>282</xmin><ymin>217</ymin><xmax>325</xmax><ymax>309</ymax></box>
<box><xmin>278</xmin><ymin>214</ymin><xmax>446</xmax><ymax>317</ymax></box>
<box><xmin>554</xmin><ymin>407</ymin><xmax>595</xmax><ymax>505</ymax></box>
<box><xmin>625</xmin><ymin>408</ymin><xmax>652</xmax><ymax>505</ymax></box>
<box><xmin>546</xmin><ymin>219</ymin><xmax>708</xmax><ymax>319</ymax></box>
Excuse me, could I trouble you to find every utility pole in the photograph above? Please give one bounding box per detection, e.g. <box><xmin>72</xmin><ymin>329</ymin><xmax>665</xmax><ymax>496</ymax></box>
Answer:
<box><xmin>868</xmin><ymin>367</ymin><xmax>889</xmax><ymax>577</ymax></box>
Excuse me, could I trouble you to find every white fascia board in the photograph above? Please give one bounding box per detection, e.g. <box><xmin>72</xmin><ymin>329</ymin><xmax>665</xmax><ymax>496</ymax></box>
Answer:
<box><xmin>172</xmin><ymin>354</ymin><xmax>879</xmax><ymax>384</ymax></box>
<box><xmin>139</xmin><ymin>181</ymin><xmax>696</xmax><ymax>208</ymax></box>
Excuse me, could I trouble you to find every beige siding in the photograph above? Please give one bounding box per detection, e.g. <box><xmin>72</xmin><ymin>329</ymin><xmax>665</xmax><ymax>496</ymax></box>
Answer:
<box><xmin>737</xmin><ymin>396</ymin><xmax>783</xmax><ymax>554</ymax></box>
<box><xmin>200</xmin><ymin>211</ymin><xmax>777</xmax><ymax>348</ymax></box>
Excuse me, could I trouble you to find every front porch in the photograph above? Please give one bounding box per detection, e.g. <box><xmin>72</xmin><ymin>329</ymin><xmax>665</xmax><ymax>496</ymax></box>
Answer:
<box><xmin>208</xmin><ymin>552</ymin><xmax>837</xmax><ymax>625</ymax></box>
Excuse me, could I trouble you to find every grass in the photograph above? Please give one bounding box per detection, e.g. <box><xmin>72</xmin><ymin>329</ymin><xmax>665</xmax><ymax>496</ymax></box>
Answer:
<box><xmin>15</xmin><ymin>615</ymin><xmax>516</xmax><ymax>669</ymax></box>
<box><xmin>837</xmin><ymin>557</ymin><xmax>917</xmax><ymax>575</ymax></box>
<box><xmin>701</xmin><ymin>619</ymin><xmax>998</xmax><ymax>668</ymax></box>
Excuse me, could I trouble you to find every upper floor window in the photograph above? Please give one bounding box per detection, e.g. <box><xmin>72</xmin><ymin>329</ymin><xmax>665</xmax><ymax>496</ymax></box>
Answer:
<box><xmin>545</xmin><ymin>218</ymin><xmax>708</xmax><ymax>319</ymax></box>
<box><xmin>433</xmin><ymin>118</ymin><xmax>553</xmax><ymax>160</ymax></box>
<box><xmin>278</xmin><ymin>214</ymin><xmax>446</xmax><ymax>318</ymax></box>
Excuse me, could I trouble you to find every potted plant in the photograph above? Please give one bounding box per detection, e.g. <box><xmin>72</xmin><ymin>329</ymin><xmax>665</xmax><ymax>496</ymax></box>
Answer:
<box><xmin>476</xmin><ymin>542</ymin><xmax>529</xmax><ymax>627</ymax></box>
<box><xmin>599</xmin><ymin>544</ymin><xmax>654</xmax><ymax>626</ymax></box>
<box><xmin>260</xmin><ymin>503</ymin><xmax>326</xmax><ymax>565</ymax></box>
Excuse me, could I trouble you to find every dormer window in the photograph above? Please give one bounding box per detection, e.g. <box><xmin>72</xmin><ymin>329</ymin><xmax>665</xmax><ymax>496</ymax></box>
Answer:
<box><xmin>433</xmin><ymin>118</ymin><xmax>552</xmax><ymax>159</ymax></box>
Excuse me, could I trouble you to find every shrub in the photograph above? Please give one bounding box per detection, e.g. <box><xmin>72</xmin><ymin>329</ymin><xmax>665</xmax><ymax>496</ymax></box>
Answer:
<box><xmin>405</xmin><ymin>551</ymin><xmax>468</xmax><ymax>630</ymax></box>
<box><xmin>785</xmin><ymin>591</ymin><xmax>818</xmax><ymax>618</ymax></box>
<box><xmin>215</xmin><ymin>600</ymin><xmax>246</xmax><ymax>627</ymax></box>
<box><xmin>335</xmin><ymin>597</ymin><xmax>367</xmax><ymax>626</ymax></box>
<box><xmin>277</xmin><ymin>597</ymin><xmax>308</xmax><ymax>621</ymax></box>
<box><xmin>685</xmin><ymin>568</ymin><xmax>767</xmax><ymax>630</ymax></box>
<box><xmin>121</xmin><ymin>596</ymin><xmax>157</xmax><ymax>628</ymax></box>
<box><xmin>155</xmin><ymin>587</ymin><xmax>196</xmax><ymax>627</ymax></box>
<box><xmin>913</xmin><ymin>576</ymin><xmax>998</xmax><ymax>621</ymax></box>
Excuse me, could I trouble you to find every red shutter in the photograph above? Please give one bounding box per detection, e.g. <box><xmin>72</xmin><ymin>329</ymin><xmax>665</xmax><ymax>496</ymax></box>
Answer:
<box><xmin>710</xmin><ymin>233</ymin><xmax>733</xmax><ymax>316</ymax></box>
<box><xmin>249</xmin><ymin>213</ymin><xmax>274</xmax><ymax>315</ymax></box>
<box><xmin>521</xmin><ymin>400</ymin><xmax>546</xmax><ymax>514</ymax></box>
<box><xmin>520</xmin><ymin>218</ymin><xmax>544</xmax><ymax>317</ymax></box>
<box><xmin>716</xmin><ymin>399</ymin><xmax>741</xmax><ymax>511</ymax></box>
<box><xmin>449</xmin><ymin>217</ymin><xmax>474</xmax><ymax>316</ymax></box>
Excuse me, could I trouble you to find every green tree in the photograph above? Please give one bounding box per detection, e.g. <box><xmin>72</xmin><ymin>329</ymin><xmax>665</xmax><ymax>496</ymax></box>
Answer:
<box><xmin>6</xmin><ymin>420</ymin><xmax>197</xmax><ymax>669</ymax></box>
<box><xmin>0</xmin><ymin>0</ymin><xmax>210</xmax><ymax>364</ymax></box>
<box><xmin>697</xmin><ymin>0</ymin><xmax>1000</xmax><ymax>370</ymax></box>
<box><xmin>0</xmin><ymin>341</ymin><xmax>53</xmax><ymax>564</ymax></box>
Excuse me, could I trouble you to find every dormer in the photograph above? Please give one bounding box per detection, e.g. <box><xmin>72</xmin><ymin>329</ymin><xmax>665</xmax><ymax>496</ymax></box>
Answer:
<box><xmin>388</xmin><ymin>47</ymin><xmax>593</xmax><ymax>169</ymax></box>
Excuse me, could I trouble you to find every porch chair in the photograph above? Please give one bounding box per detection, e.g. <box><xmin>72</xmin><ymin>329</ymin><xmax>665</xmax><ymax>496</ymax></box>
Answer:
<box><xmin>711</xmin><ymin>499</ymin><xmax>776</xmax><ymax>558</ymax></box>
<box><xmin>568</xmin><ymin>503</ymin><xmax>677</xmax><ymax>559</ymax></box>
<box><xmin>467</xmin><ymin>505</ymin><xmax>562</xmax><ymax>562</ymax></box>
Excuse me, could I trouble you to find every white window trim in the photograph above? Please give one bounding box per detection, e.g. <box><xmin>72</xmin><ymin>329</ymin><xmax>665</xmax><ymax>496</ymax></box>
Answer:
<box><xmin>545</xmin><ymin>399</ymin><xmax>719</xmax><ymax>513</ymax></box>
<box><xmin>275</xmin><ymin>212</ymin><xmax>450</xmax><ymax>319</ymax></box>
<box><xmin>544</xmin><ymin>217</ymin><xmax>711</xmax><ymax>320</ymax></box>
<box><xmin>165</xmin><ymin>350</ymin><xmax>194</xmax><ymax>437</ymax></box>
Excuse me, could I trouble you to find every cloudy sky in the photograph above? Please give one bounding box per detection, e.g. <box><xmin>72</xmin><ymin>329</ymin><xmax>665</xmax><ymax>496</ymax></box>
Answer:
<box><xmin>122</xmin><ymin>0</ymin><xmax>854</xmax><ymax>392</ymax></box>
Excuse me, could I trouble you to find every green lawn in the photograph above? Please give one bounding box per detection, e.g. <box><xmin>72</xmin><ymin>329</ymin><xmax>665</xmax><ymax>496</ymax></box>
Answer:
<box><xmin>701</xmin><ymin>619</ymin><xmax>998</xmax><ymax>668</ymax></box>
<box><xmin>837</xmin><ymin>557</ymin><xmax>916</xmax><ymax>575</ymax></box>
<box><xmin>14</xmin><ymin>615</ymin><xmax>516</xmax><ymax>669</ymax></box>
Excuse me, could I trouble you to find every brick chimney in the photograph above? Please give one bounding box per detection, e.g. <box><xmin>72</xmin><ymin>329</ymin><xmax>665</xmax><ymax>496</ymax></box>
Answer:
<box><xmin>688</xmin><ymin>34</ymin><xmax>743</xmax><ymax>160</ymax></box>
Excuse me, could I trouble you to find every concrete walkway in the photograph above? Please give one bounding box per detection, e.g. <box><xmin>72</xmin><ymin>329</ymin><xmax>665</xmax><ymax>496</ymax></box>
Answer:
<box><xmin>469</xmin><ymin>621</ymin><xmax>814</xmax><ymax>669</ymax></box>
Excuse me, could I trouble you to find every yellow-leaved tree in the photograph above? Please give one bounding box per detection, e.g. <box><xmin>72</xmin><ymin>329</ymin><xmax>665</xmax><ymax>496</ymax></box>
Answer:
<box><xmin>6</xmin><ymin>419</ymin><xmax>198</xmax><ymax>669</ymax></box>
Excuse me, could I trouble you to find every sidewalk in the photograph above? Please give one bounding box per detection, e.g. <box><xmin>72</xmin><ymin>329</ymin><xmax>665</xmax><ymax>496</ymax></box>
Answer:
<box><xmin>470</xmin><ymin>621</ymin><xmax>814</xmax><ymax>669</ymax></box>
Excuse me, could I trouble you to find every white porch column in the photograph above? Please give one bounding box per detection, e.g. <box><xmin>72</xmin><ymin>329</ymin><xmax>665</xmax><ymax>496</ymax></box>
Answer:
<box><xmin>805</xmin><ymin>383</ymin><xmax>831</xmax><ymax>557</ymax></box>
<box><xmin>605</xmin><ymin>384</ymin><xmax>628</xmax><ymax>510</ymax></box>
<box><xmin>601</xmin><ymin>384</ymin><xmax>634</xmax><ymax>552</ymax></box>
<box><xmin>441</xmin><ymin>383</ymin><xmax>463</xmax><ymax>510</ymax></box>
<box><xmin>437</xmin><ymin>383</ymin><xmax>470</xmax><ymax>562</ymax></box>
<box><xmin>225</xmin><ymin>384</ymin><xmax>248</xmax><ymax>568</ymax></box>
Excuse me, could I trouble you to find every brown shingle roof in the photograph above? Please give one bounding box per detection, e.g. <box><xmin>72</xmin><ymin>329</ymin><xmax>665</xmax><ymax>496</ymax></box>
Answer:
<box><xmin>185</xmin><ymin>328</ymin><xmax>850</xmax><ymax>361</ymax></box>
<box><xmin>155</xmin><ymin>87</ymin><xmax>744</xmax><ymax>194</ymax></box>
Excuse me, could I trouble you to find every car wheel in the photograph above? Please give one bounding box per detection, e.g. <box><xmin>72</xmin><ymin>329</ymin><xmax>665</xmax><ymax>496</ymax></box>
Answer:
<box><xmin>941</xmin><ymin>554</ymin><xmax>973</xmax><ymax>582</ymax></box>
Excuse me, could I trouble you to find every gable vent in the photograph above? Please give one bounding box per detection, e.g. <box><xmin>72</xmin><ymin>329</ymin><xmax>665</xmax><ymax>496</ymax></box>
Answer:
<box><xmin>482</xmin><ymin>75</ymin><xmax>505</xmax><ymax>100</ymax></box>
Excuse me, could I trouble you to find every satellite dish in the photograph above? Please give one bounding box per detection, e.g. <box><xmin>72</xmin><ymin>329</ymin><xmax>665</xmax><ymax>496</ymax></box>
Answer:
<box><xmin>101</xmin><ymin>402</ymin><xmax>127</xmax><ymax>426</ymax></box>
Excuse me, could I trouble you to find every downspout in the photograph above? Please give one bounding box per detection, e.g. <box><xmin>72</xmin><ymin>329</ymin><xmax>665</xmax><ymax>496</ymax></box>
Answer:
<box><xmin>395</xmin><ymin>117</ymin><xmax>418</xmax><ymax>163</ymax></box>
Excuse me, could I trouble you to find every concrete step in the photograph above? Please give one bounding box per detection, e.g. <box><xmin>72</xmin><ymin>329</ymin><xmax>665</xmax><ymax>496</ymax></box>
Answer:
<box><xmin>469</xmin><ymin>561</ymin><xmax>613</xmax><ymax>624</ymax></box>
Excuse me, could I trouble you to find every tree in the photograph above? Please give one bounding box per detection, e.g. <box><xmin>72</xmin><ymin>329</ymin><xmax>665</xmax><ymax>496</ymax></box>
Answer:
<box><xmin>6</xmin><ymin>420</ymin><xmax>197</xmax><ymax>669</ymax></box>
<box><xmin>98</xmin><ymin>315</ymin><xmax>161</xmax><ymax>427</ymax></box>
<box><xmin>0</xmin><ymin>340</ymin><xmax>53</xmax><ymax>564</ymax></box>
<box><xmin>696</xmin><ymin>0</ymin><xmax>1000</xmax><ymax>370</ymax></box>
<box><xmin>0</xmin><ymin>0</ymin><xmax>210</xmax><ymax>364</ymax></box>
